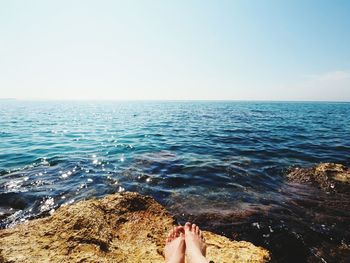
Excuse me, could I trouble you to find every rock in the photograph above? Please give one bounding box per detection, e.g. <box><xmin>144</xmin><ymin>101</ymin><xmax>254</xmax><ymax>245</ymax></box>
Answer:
<box><xmin>0</xmin><ymin>192</ymin><xmax>270</xmax><ymax>263</ymax></box>
<box><xmin>286</xmin><ymin>163</ymin><xmax>350</xmax><ymax>262</ymax></box>
<box><xmin>287</xmin><ymin>163</ymin><xmax>350</xmax><ymax>193</ymax></box>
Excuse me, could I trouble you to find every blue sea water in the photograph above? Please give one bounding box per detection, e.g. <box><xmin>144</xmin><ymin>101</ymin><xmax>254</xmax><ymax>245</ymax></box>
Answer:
<box><xmin>0</xmin><ymin>101</ymin><xmax>350</xmax><ymax>261</ymax></box>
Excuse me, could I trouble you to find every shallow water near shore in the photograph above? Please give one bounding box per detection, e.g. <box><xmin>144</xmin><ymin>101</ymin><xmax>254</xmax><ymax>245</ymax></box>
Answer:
<box><xmin>1</xmin><ymin>101</ymin><xmax>350</xmax><ymax>262</ymax></box>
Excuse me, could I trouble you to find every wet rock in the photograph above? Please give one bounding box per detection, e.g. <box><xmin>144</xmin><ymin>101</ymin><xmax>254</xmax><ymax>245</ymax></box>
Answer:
<box><xmin>0</xmin><ymin>192</ymin><xmax>270</xmax><ymax>263</ymax></box>
<box><xmin>287</xmin><ymin>163</ymin><xmax>350</xmax><ymax>193</ymax></box>
<box><xmin>286</xmin><ymin>163</ymin><xmax>350</xmax><ymax>262</ymax></box>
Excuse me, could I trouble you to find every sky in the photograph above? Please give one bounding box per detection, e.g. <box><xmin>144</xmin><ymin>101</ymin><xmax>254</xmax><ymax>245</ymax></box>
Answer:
<box><xmin>0</xmin><ymin>0</ymin><xmax>349</xmax><ymax>101</ymax></box>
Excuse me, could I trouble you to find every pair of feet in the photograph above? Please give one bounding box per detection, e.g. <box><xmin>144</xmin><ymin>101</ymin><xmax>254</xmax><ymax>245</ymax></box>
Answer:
<box><xmin>164</xmin><ymin>222</ymin><xmax>208</xmax><ymax>263</ymax></box>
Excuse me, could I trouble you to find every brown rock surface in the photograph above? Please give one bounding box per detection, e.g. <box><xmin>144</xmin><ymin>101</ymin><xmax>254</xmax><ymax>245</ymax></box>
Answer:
<box><xmin>0</xmin><ymin>192</ymin><xmax>270</xmax><ymax>263</ymax></box>
<box><xmin>287</xmin><ymin>163</ymin><xmax>350</xmax><ymax>193</ymax></box>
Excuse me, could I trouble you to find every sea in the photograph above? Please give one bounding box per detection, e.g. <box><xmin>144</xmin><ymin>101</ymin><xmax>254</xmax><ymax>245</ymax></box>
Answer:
<box><xmin>0</xmin><ymin>101</ymin><xmax>349</xmax><ymax>262</ymax></box>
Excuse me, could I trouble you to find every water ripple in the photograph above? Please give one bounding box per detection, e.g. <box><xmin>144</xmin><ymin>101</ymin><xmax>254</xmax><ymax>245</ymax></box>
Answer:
<box><xmin>0</xmin><ymin>101</ymin><xmax>350</xmax><ymax>261</ymax></box>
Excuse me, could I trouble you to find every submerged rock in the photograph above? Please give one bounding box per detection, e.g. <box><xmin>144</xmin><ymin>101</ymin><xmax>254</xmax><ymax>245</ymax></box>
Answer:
<box><xmin>0</xmin><ymin>192</ymin><xmax>270</xmax><ymax>263</ymax></box>
<box><xmin>286</xmin><ymin>163</ymin><xmax>350</xmax><ymax>262</ymax></box>
<box><xmin>287</xmin><ymin>163</ymin><xmax>350</xmax><ymax>193</ymax></box>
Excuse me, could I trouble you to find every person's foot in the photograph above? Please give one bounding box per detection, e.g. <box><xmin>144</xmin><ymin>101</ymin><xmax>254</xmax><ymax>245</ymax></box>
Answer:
<box><xmin>184</xmin><ymin>222</ymin><xmax>208</xmax><ymax>263</ymax></box>
<box><xmin>164</xmin><ymin>226</ymin><xmax>186</xmax><ymax>263</ymax></box>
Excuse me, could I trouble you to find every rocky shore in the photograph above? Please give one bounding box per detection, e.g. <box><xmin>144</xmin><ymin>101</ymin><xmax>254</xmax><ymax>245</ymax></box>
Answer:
<box><xmin>1</xmin><ymin>163</ymin><xmax>349</xmax><ymax>263</ymax></box>
<box><xmin>0</xmin><ymin>192</ymin><xmax>270</xmax><ymax>263</ymax></box>
<box><xmin>287</xmin><ymin>162</ymin><xmax>350</xmax><ymax>194</ymax></box>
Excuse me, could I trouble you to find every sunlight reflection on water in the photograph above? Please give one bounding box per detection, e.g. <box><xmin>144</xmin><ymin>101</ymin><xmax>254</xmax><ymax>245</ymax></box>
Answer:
<box><xmin>0</xmin><ymin>101</ymin><xmax>350</xmax><ymax>261</ymax></box>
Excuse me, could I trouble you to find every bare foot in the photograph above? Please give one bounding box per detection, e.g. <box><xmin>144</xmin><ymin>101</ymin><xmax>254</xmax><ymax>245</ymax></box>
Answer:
<box><xmin>184</xmin><ymin>222</ymin><xmax>208</xmax><ymax>263</ymax></box>
<box><xmin>164</xmin><ymin>226</ymin><xmax>186</xmax><ymax>263</ymax></box>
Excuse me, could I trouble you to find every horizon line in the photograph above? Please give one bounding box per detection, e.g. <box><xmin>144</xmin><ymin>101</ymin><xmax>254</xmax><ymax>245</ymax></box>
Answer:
<box><xmin>1</xmin><ymin>98</ymin><xmax>349</xmax><ymax>103</ymax></box>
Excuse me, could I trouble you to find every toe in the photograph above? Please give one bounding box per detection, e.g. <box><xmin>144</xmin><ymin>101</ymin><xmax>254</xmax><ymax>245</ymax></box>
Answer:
<box><xmin>177</xmin><ymin>225</ymin><xmax>185</xmax><ymax>234</ymax></box>
<box><xmin>185</xmin><ymin>222</ymin><xmax>191</xmax><ymax>232</ymax></box>
<box><xmin>174</xmin><ymin>227</ymin><xmax>180</xmax><ymax>238</ymax></box>
<box><xmin>175</xmin><ymin>226</ymin><xmax>183</xmax><ymax>237</ymax></box>
<box><xmin>191</xmin><ymin>224</ymin><xmax>196</xmax><ymax>233</ymax></box>
<box><xmin>195</xmin><ymin>225</ymin><xmax>200</xmax><ymax>235</ymax></box>
<box><xmin>172</xmin><ymin>226</ymin><xmax>176</xmax><ymax>238</ymax></box>
<box><xmin>168</xmin><ymin>227</ymin><xmax>175</xmax><ymax>240</ymax></box>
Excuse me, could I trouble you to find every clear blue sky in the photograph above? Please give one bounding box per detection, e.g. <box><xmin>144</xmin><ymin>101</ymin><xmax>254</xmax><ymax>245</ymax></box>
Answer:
<box><xmin>1</xmin><ymin>0</ymin><xmax>349</xmax><ymax>101</ymax></box>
